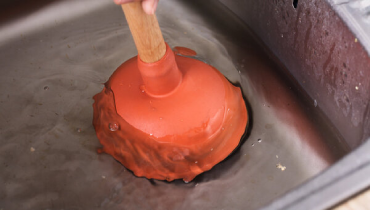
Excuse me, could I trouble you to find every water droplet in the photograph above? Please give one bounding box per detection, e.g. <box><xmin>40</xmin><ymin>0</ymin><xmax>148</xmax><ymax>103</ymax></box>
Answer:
<box><xmin>252</xmin><ymin>143</ymin><xmax>255</xmax><ymax>147</ymax></box>
<box><xmin>355</xmin><ymin>86</ymin><xmax>359</xmax><ymax>90</ymax></box>
<box><xmin>139</xmin><ymin>85</ymin><xmax>146</xmax><ymax>93</ymax></box>
<box><xmin>238</xmin><ymin>70</ymin><xmax>241</xmax><ymax>74</ymax></box>
<box><xmin>195</xmin><ymin>183</ymin><xmax>199</xmax><ymax>187</ymax></box>
<box><xmin>257</xmin><ymin>138</ymin><xmax>262</xmax><ymax>143</ymax></box>
<box><xmin>184</xmin><ymin>180</ymin><xmax>189</xmax><ymax>184</ymax></box>
<box><xmin>281</xmin><ymin>34</ymin><xmax>284</xmax><ymax>38</ymax></box>
<box><xmin>195</xmin><ymin>161</ymin><xmax>198</xmax><ymax>164</ymax></box>
<box><xmin>150</xmin><ymin>133</ymin><xmax>153</xmax><ymax>136</ymax></box>
<box><xmin>210</xmin><ymin>148</ymin><xmax>214</xmax><ymax>151</ymax></box>
<box><xmin>108</xmin><ymin>122</ymin><xmax>119</xmax><ymax>131</ymax></box>
<box><xmin>102</xmin><ymin>176</ymin><xmax>106</xmax><ymax>179</ymax></box>
<box><xmin>43</xmin><ymin>86</ymin><xmax>49</xmax><ymax>90</ymax></box>
<box><xmin>77</xmin><ymin>128</ymin><xmax>82</xmax><ymax>133</ymax></box>
<box><xmin>159</xmin><ymin>117</ymin><xmax>163</xmax><ymax>120</ymax></box>
<box><xmin>222</xmin><ymin>127</ymin><xmax>225</xmax><ymax>130</ymax></box>
<box><xmin>314</xmin><ymin>99</ymin><xmax>318</xmax><ymax>107</ymax></box>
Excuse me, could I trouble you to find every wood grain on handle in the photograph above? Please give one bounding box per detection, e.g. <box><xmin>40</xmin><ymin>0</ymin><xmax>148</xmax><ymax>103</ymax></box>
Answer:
<box><xmin>121</xmin><ymin>2</ymin><xmax>166</xmax><ymax>63</ymax></box>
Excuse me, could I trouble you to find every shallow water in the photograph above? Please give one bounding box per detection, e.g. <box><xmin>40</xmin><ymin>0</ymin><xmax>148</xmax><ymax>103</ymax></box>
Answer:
<box><xmin>0</xmin><ymin>1</ymin><xmax>348</xmax><ymax>209</ymax></box>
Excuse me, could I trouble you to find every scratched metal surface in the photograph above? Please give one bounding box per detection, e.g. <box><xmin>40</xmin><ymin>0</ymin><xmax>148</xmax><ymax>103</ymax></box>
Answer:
<box><xmin>0</xmin><ymin>1</ymin><xmax>348</xmax><ymax>209</ymax></box>
<box><xmin>220</xmin><ymin>0</ymin><xmax>370</xmax><ymax>149</ymax></box>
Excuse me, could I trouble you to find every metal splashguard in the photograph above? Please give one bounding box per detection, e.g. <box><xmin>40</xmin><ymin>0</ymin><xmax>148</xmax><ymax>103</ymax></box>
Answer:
<box><xmin>1</xmin><ymin>0</ymin><xmax>368</xmax><ymax>209</ymax></box>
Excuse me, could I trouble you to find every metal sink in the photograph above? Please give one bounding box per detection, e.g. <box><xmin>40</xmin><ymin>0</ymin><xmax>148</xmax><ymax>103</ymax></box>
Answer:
<box><xmin>0</xmin><ymin>0</ymin><xmax>369</xmax><ymax>209</ymax></box>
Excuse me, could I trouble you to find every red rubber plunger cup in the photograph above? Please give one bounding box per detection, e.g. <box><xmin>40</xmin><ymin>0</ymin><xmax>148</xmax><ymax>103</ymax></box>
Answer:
<box><xmin>92</xmin><ymin>2</ymin><xmax>248</xmax><ymax>182</ymax></box>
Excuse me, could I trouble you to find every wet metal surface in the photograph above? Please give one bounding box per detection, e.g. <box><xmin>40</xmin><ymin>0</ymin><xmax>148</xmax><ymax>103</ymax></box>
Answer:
<box><xmin>0</xmin><ymin>1</ymin><xmax>349</xmax><ymax>209</ymax></box>
<box><xmin>220</xmin><ymin>0</ymin><xmax>370</xmax><ymax>149</ymax></box>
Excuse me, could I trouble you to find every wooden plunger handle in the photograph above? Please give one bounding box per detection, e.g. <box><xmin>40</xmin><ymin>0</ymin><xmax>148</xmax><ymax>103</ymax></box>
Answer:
<box><xmin>121</xmin><ymin>2</ymin><xmax>166</xmax><ymax>63</ymax></box>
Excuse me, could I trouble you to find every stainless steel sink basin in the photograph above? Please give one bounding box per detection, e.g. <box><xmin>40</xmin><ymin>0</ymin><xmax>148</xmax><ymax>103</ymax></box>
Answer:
<box><xmin>0</xmin><ymin>0</ymin><xmax>369</xmax><ymax>209</ymax></box>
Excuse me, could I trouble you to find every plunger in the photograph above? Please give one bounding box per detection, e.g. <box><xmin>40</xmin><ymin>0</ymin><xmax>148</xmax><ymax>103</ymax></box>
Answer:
<box><xmin>93</xmin><ymin>2</ymin><xmax>248</xmax><ymax>182</ymax></box>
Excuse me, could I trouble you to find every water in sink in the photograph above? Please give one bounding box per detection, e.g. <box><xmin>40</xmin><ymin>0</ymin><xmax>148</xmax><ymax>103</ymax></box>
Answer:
<box><xmin>0</xmin><ymin>1</ymin><xmax>348</xmax><ymax>209</ymax></box>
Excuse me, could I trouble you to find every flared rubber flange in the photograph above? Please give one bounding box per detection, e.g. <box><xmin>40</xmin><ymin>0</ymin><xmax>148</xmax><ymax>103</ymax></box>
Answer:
<box><xmin>93</xmin><ymin>43</ymin><xmax>248</xmax><ymax>182</ymax></box>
